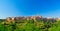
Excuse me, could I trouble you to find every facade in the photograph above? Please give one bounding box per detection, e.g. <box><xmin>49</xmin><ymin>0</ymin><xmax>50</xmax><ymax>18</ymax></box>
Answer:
<box><xmin>6</xmin><ymin>17</ymin><xmax>13</xmax><ymax>22</ymax></box>
<box><xmin>6</xmin><ymin>16</ymin><xmax>59</xmax><ymax>22</ymax></box>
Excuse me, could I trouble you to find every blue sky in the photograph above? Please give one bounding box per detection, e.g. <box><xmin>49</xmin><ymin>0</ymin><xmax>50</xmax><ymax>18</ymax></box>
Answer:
<box><xmin>0</xmin><ymin>0</ymin><xmax>60</xmax><ymax>19</ymax></box>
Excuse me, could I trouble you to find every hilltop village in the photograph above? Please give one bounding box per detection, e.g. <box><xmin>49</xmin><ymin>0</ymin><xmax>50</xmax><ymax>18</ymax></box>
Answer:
<box><xmin>6</xmin><ymin>15</ymin><xmax>60</xmax><ymax>22</ymax></box>
<box><xmin>2</xmin><ymin>15</ymin><xmax>60</xmax><ymax>31</ymax></box>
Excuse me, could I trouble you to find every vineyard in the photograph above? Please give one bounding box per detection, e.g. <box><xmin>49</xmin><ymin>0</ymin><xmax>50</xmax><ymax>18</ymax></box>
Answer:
<box><xmin>0</xmin><ymin>19</ymin><xmax>60</xmax><ymax>31</ymax></box>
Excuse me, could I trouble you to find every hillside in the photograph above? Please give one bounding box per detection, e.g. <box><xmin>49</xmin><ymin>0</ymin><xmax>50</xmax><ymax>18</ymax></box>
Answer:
<box><xmin>0</xmin><ymin>16</ymin><xmax>60</xmax><ymax>31</ymax></box>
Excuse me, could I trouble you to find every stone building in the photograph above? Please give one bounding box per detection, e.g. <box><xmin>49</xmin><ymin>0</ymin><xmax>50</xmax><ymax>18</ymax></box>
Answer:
<box><xmin>6</xmin><ymin>16</ymin><xmax>43</xmax><ymax>21</ymax></box>
<box><xmin>35</xmin><ymin>16</ymin><xmax>42</xmax><ymax>21</ymax></box>
<box><xmin>55</xmin><ymin>18</ymin><xmax>60</xmax><ymax>21</ymax></box>
<box><xmin>6</xmin><ymin>15</ymin><xmax>57</xmax><ymax>22</ymax></box>
<box><xmin>26</xmin><ymin>16</ymin><xmax>42</xmax><ymax>21</ymax></box>
<box><xmin>6</xmin><ymin>17</ymin><xmax>15</xmax><ymax>22</ymax></box>
<box><xmin>14</xmin><ymin>17</ymin><xmax>27</xmax><ymax>21</ymax></box>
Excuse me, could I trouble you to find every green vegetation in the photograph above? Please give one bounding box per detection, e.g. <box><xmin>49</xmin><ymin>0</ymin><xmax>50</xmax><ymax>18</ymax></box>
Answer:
<box><xmin>0</xmin><ymin>19</ymin><xmax>60</xmax><ymax>31</ymax></box>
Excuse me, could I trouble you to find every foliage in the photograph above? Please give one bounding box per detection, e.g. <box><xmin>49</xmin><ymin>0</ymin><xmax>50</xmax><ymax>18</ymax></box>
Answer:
<box><xmin>0</xmin><ymin>19</ymin><xmax>60</xmax><ymax>31</ymax></box>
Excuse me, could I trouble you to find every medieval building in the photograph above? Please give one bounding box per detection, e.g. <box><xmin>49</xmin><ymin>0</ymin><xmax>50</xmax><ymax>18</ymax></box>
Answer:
<box><xmin>6</xmin><ymin>15</ymin><xmax>57</xmax><ymax>22</ymax></box>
